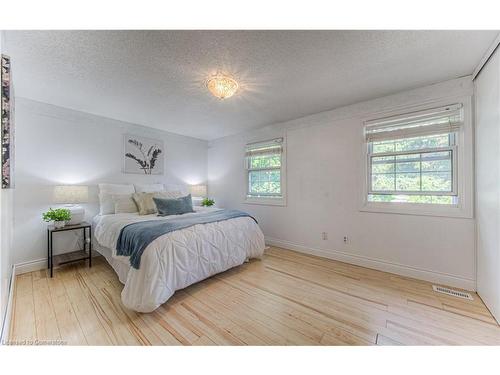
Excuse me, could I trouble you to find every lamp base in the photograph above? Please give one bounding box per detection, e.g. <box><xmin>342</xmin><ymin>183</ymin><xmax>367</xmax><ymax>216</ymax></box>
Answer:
<box><xmin>65</xmin><ymin>205</ymin><xmax>85</xmax><ymax>225</ymax></box>
<box><xmin>191</xmin><ymin>197</ymin><xmax>203</xmax><ymax>207</ymax></box>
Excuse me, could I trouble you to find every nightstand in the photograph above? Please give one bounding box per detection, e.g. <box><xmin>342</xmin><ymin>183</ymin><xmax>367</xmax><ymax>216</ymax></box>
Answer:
<box><xmin>47</xmin><ymin>221</ymin><xmax>92</xmax><ymax>277</ymax></box>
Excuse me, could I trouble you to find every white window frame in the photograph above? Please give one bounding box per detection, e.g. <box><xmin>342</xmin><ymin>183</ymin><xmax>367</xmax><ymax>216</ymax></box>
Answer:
<box><xmin>359</xmin><ymin>97</ymin><xmax>473</xmax><ymax>218</ymax></box>
<box><xmin>367</xmin><ymin>141</ymin><xmax>458</xmax><ymax>196</ymax></box>
<box><xmin>244</xmin><ymin>137</ymin><xmax>287</xmax><ymax>206</ymax></box>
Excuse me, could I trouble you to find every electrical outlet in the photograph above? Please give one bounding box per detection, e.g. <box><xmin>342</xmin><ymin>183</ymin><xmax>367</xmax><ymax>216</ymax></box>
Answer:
<box><xmin>343</xmin><ymin>236</ymin><xmax>349</xmax><ymax>244</ymax></box>
<box><xmin>322</xmin><ymin>232</ymin><xmax>328</xmax><ymax>240</ymax></box>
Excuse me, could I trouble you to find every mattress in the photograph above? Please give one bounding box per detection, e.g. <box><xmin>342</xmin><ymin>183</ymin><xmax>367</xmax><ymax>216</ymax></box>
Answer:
<box><xmin>92</xmin><ymin>207</ymin><xmax>265</xmax><ymax>312</ymax></box>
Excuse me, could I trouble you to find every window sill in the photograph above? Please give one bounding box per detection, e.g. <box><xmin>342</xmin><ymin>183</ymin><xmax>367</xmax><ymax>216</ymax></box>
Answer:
<box><xmin>360</xmin><ymin>201</ymin><xmax>472</xmax><ymax>219</ymax></box>
<box><xmin>244</xmin><ymin>197</ymin><xmax>286</xmax><ymax>207</ymax></box>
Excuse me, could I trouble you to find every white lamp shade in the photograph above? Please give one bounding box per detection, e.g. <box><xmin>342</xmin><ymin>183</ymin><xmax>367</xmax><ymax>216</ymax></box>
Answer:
<box><xmin>189</xmin><ymin>184</ymin><xmax>207</xmax><ymax>197</ymax></box>
<box><xmin>53</xmin><ymin>185</ymin><xmax>89</xmax><ymax>204</ymax></box>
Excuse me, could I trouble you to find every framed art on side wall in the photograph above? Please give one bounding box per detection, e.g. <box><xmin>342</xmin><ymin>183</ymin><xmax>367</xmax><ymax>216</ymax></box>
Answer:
<box><xmin>123</xmin><ymin>134</ymin><xmax>164</xmax><ymax>175</ymax></box>
<box><xmin>1</xmin><ymin>54</ymin><xmax>14</xmax><ymax>189</ymax></box>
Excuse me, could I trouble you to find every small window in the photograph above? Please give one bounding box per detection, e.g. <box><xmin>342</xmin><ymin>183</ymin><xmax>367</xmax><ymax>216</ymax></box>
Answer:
<box><xmin>365</xmin><ymin>104</ymin><xmax>463</xmax><ymax>205</ymax></box>
<box><xmin>245</xmin><ymin>138</ymin><xmax>285</xmax><ymax>204</ymax></box>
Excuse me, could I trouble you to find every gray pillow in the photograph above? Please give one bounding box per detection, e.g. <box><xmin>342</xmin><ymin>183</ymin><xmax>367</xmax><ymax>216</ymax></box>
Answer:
<box><xmin>153</xmin><ymin>194</ymin><xmax>195</xmax><ymax>216</ymax></box>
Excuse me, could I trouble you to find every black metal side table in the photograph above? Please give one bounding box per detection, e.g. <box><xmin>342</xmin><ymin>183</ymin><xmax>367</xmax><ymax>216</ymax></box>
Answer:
<box><xmin>47</xmin><ymin>221</ymin><xmax>92</xmax><ymax>277</ymax></box>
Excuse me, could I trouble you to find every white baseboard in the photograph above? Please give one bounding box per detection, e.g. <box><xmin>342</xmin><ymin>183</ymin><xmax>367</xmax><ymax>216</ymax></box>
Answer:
<box><xmin>0</xmin><ymin>265</ymin><xmax>15</xmax><ymax>344</ymax></box>
<box><xmin>265</xmin><ymin>237</ymin><xmax>476</xmax><ymax>291</ymax></box>
<box><xmin>14</xmin><ymin>258</ymin><xmax>47</xmax><ymax>275</ymax></box>
<box><xmin>14</xmin><ymin>251</ymin><xmax>101</xmax><ymax>276</ymax></box>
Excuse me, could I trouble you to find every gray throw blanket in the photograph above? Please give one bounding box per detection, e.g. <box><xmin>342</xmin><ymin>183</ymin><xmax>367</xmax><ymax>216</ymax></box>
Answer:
<box><xmin>116</xmin><ymin>209</ymin><xmax>257</xmax><ymax>269</ymax></box>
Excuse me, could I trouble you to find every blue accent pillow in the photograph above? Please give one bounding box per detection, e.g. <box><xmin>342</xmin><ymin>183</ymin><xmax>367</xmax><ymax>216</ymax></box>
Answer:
<box><xmin>153</xmin><ymin>194</ymin><xmax>195</xmax><ymax>216</ymax></box>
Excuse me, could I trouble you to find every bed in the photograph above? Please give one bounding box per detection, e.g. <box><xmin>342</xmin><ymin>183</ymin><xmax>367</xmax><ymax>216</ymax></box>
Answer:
<box><xmin>92</xmin><ymin>205</ymin><xmax>265</xmax><ymax>312</ymax></box>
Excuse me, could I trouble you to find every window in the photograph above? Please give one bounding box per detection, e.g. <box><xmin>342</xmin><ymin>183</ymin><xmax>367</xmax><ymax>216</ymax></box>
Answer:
<box><xmin>364</xmin><ymin>104</ymin><xmax>464</xmax><ymax>208</ymax></box>
<box><xmin>245</xmin><ymin>138</ymin><xmax>285</xmax><ymax>205</ymax></box>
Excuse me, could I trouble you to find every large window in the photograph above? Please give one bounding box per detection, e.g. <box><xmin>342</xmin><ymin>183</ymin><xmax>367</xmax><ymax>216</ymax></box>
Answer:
<box><xmin>245</xmin><ymin>138</ymin><xmax>285</xmax><ymax>204</ymax></box>
<box><xmin>365</xmin><ymin>104</ymin><xmax>463</xmax><ymax>206</ymax></box>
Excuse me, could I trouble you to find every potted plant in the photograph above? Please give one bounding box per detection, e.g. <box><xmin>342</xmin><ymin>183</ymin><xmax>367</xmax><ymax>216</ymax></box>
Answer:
<box><xmin>42</xmin><ymin>208</ymin><xmax>71</xmax><ymax>229</ymax></box>
<box><xmin>201</xmin><ymin>198</ymin><xmax>215</xmax><ymax>207</ymax></box>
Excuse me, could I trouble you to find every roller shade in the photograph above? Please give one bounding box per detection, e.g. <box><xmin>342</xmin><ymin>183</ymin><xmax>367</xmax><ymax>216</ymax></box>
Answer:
<box><xmin>245</xmin><ymin>138</ymin><xmax>283</xmax><ymax>169</ymax></box>
<box><xmin>365</xmin><ymin>104</ymin><xmax>463</xmax><ymax>142</ymax></box>
<box><xmin>245</xmin><ymin>138</ymin><xmax>283</xmax><ymax>157</ymax></box>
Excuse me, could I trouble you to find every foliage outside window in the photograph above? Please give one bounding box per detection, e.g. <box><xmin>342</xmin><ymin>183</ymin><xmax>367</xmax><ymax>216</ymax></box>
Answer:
<box><xmin>245</xmin><ymin>138</ymin><xmax>283</xmax><ymax>199</ymax></box>
<box><xmin>365</xmin><ymin>104</ymin><xmax>462</xmax><ymax>205</ymax></box>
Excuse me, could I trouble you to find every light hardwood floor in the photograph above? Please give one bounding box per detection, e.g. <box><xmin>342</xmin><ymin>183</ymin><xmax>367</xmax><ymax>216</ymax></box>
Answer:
<box><xmin>8</xmin><ymin>246</ymin><xmax>500</xmax><ymax>345</ymax></box>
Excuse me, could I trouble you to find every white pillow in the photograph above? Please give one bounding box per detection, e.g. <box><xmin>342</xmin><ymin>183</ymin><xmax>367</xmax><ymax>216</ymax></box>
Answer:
<box><xmin>155</xmin><ymin>190</ymin><xmax>183</xmax><ymax>199</ymax></box>
<box><xmin>134</xmin><ymin>183</ymin><xmax>165</xmax><ymax>193</ymax></box>
<box><xmin>165</xmin><ymin>184</ymin><xmax>188</xmax><ymax>195</ymax></box>
<box><xmin>112</xmin><ymin>194</ymin><xmax>138</xmax><ymax>214</ymax></box>
<box><xmin>98</xmin><ymin>183</ymin><xmax>135</xmax><ymax>214</ymax></box>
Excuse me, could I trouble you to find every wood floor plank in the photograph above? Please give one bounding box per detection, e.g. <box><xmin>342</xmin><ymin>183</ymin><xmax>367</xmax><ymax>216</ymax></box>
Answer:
<box><xmin>217</xmin><ymin>274</ymin><xmax>374</xmax><ymax>342</ymax></box>
<box><xmin>170</xmin><ymin>296</ymin><xmax>246</xmax><ymax>345</ymax></box>
<box><xmin>46</xmin><ymin>271</ymin><xmax>88</xmax><ymax>345</ymax></box>
<box><xmin>80</xmin><ymin>267</ymin><xmax>151</xmax><ymax>345</ymax></box>
<box><xmin>393</xmin><ymin>300</ymin><xmax>500</xmax><ymax>344</ymax></box>
<box><xmin>265</xmin><ymin>263</ymin><xmax>398</xmax><ymax>308</ymax></box>
<box><xmin>10</xmin><ymin>273</ymin><xmax>36</xmax><ymax>342</ymax></box>
<box><xmin>32</xmin><ymin>270</ymin><xmax>61</xmax><ymax>342</ymax></box>
<box><xmin>186</xmin><ymin>280</ymin><xmax>319</xmax><ymax>345</ymax></box>
<box><xmin>89</xmin><ymin>266</ymin><xmax>164</xmax><ymax>345</ymax></box>
<box><xmin>185</xmin><ymin>283</ymin><xmax>294</xmax><ymax>345</ymax></box>
<box><xmin>58</xmin><ymin>265</ymin><xmax>113</xmax><ymax>345</ymax></box>
<box><xmin>375</xmin><ymin>326</ymin><xmax>430</xmax><ymax>345</ymax></box>
<box><xmin>442</xmin><ymin>302</ymin><xmax>498</xmax><ymax>324</ymax></box>
<box><xmin>9</xmin><ymin>246</ymin><xmax>500</xmax><ymax>345</ymax></box>
<box><xmin>206</xmin><ymin>277</ymin><xmax>325</xmax><ymax>342</ymax></box>
<box><xmin>80</xmin><ymin>262</ymin><xmax>180</xmax><ymax>345</ymax></box>
<box><xmin>179</xmin><ymin>293</ymin><xmax>268</xmax><ymax>345</ymax></box>
<box><xmin>192</xmin><ymin>335</ymin><xmax>217</xmax><ymax>345</ymax></box>
<box><xmin>236</xmin><ymin>268</ymin><xmax>388</xmax><ymax>330</ymax></box>
<box><xmin>231</xmin><ymin>276</ymin><xmax>380</xmax><ymax>343</ymax></box>
<box><xmin>375</xmin><ymin>333</ymin><xmax>402</xmax><ymax>346</ymax></box>
<box><xmin>320</xmin><ymin>327</ymin><xmax>373</xmax><ymax>346</ymax></box>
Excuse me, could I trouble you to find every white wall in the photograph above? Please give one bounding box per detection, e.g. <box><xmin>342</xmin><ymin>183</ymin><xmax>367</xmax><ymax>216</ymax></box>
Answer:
<box><xmin>475</xmin><ymin>47</ymin><xmax>500</xmax><ymax>321</ymax></box>
<box><xmin>208</xmin><ymin>77</ymin><xmax>476</xmax><ymax>290</ymax></box>
<box><xmin>13</xmin><ymin>98</ymin><xmax>208</xmax><ymax>266</ymax></box>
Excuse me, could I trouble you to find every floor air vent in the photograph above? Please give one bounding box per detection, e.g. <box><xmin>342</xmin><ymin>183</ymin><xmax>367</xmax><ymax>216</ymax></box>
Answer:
<box><xmin>432</xmin><ymin>285</ymin><xmax>473</xmax><ymax>300</ymax></box>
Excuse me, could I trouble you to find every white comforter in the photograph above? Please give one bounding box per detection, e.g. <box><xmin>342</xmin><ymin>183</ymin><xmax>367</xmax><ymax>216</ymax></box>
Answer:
<box><xmin>93</xmin><ymin>207</ymin><xmax>265</xmax><ymax>312</ymax></box>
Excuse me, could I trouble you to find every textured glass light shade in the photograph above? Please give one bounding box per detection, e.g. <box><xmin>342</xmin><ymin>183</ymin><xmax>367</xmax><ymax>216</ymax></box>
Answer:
<box><xmin>189</xmin><ymin>184</ymin><xmax>207</xmax><ymax>197</ymax></box>
<box><xmin>53</xmin><ymin>185</ymin><xmax>89</xmax><ymax>204</ymax></box>
<box><xmin>206</xmin><ymin>73</ymin><xmax>238</xmax><ymax>100</ymax></box>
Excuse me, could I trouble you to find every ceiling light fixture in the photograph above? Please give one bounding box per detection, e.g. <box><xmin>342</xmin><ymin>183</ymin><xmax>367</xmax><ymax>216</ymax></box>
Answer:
<box><xmin>206</xmin><ymin>72</ymin><xmax>239</xmax><ymax>100</ymax></box>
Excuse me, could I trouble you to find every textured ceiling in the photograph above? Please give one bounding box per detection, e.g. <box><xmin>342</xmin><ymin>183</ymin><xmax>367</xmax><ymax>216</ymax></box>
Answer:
<box><xmin>4</xmin><ymin>30</ymin><xmax>498</xmax><ymax>140</ymax></box>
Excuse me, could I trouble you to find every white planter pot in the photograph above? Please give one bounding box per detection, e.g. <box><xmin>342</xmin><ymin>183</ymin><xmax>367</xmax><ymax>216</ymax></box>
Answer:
<box><xmin>53</xmin><ymin>220</ymin><xmax>66</xmax><ymax>229</ymax></box>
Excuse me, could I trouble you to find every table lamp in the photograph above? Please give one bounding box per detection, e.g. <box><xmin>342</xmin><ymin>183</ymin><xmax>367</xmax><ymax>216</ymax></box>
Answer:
<box><xmin>189</xmin><ymin>184</ymin><xmax>207</xmax><ymax>206</ymax></box>
<box><xmin>53</xmin><ymin>185</ymin><xmax>88</xmax><ymax>225</ymax></box>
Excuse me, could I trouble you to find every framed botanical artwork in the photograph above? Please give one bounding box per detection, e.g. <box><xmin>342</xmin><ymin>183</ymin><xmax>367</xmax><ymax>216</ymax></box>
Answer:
<box><xmin>1</xmin><ymin>54</ymin><xmax>14</xmax><ymax>189</ymax></box>
<box><xmin>123</xmin><ymin>134</ymin><xmax>164</xmax><ymax>175</ymax></box>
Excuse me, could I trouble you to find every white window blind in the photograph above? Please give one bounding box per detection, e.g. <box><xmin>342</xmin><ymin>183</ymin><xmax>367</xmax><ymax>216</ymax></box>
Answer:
<box><xmin>245</xmin><ymin>139</ymin><xmax>283</xmax><ymax>160</ymax></box>
<box><xmin>245</xmin><ymin>138</ymin><xmax>283</xmax><ymax>198</ymax></box>
<box><xmin>365</xmin><ymin>103</ymin><xmax>463</xmax><ymax>142</ymax></box>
